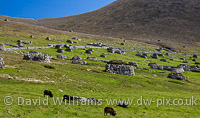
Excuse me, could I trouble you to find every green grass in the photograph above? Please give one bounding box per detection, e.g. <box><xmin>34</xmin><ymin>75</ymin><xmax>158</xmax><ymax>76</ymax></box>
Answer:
<box><xmin>0</xmin><ymin>24</ymin><xmax>200</xmax><ymax>118</ymax></box>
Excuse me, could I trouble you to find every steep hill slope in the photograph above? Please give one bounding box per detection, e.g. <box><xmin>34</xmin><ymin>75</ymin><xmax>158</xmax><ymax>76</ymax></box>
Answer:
<box><xmin>1</xmin><ymin>0</ymin><xmax>200</xmax><ymax>52</ymax></box>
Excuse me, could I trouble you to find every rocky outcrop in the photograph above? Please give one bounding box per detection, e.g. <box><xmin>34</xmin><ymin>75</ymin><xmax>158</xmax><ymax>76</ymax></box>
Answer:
<box><xmin>105</xmin><ymin>61</ymin><xmax>135</xmax><ymax>75</ymax></box>
<box><xmin>0</xmin><ymin>57</ymin><xmax>5</xmax><ymax>69</ymax></box>
<box><xmin>72</xmin><ymin>56</ymin><xmax>87</xmax><ymax>65</ymax></box>
<box><xmin>168</xmin><ymin>73</ymin><xmax>187</xmax><ymax>81</ymax></box>
<box><xmin>23</xmin><ymin>51</ymin><xmax>51</xmax><ymax>63</ymax></box>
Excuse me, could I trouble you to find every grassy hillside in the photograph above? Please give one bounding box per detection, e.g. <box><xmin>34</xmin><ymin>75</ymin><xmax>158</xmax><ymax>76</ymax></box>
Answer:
<box><xmin>1</xmin><ymin>0</ymin><xmax>200</xmax><ymax>53</ymax></box>
<box><xmin>0</xmin><ymin>19</ymin><xmax>200</xmax><ymax>117</ymax></box>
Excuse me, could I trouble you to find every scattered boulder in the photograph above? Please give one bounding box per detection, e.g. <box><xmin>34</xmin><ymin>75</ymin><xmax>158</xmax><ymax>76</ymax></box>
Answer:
<box><xmin>57</xmin><ymin>55</ymin><xmax>66</xmax><ymax>60</ymax></box>
<box><xmin>57</xmin><ymin>49</ymin><xmax>65</xmax><ymax>53</ymax></box>
<box><xmin>172</xmin><ymin>67</ymin><xmax>184</xmax><ymax>73</ymax></box>
<box><xmin>160</xmin><ymin>59</ymin><xmax>167</xmax><ymax>62</ymax></box>
<box><xmin>105</xmin><ymin>60</ymin><xmax>135</xmax><ymax>75</ymax></box>
<box><xmin>195</xmin><ymin>62</ymin><xmax>200</xmax><ymax>65</ymax></box>
<box><xmin>46</xmin><ymin>37</ymin><xmax>51</xmax><ymax>40</ymax></box>
<box><xmin>192</xmin><ymin>59</ymin><xmax>196</xmax><ymax>62</ymax></box>
<box><xmin>67</xmin><ymin>40</ymin><xmax>73</xmax><ymax>44</ymax></box>
<box><xmin>72</xmin><ymin>56</ymin><xmax>82</xmax><ymax>60</ymax></box>
<box><xmin>128</xmin><ymin>62</ymin><xmax>138</xmax><ymax>67</ymax></box>
<box><xmin>170</xmin><ymin>58</ymin><xmax>174</xmax><ymax>61</ymax></box>
<box><xmin>121</xmin><ymin>43</ymin><xmax>125</xmax><ymax>46</ymax></box>
<box><xmin>55</xmin><ymin>45</ymin><xmax>62</xmax><ymax>49</ymax></box>
<box><xmin>152</xmin><ymin>53</ymin><xmax>159</xmax><ymax>59</ymax></box>
<box><xmin>23</xmin><ymin>52</ymin><xmax>51</xmax><ymax>63</ymax></box>
<box><xmin>100</xmin><ymin>55</ymin><xmax>106</xmax><ymax>58</ymax></box>
<box><xmin>168</xmin><ymin>73</ymin><xmax>187</xmax><ymax>81</ymax></box>
<box><xmin>183</xmin><ymin>61</ymin><xmax>188</xmax><ymax>63</ymax></box>
<box><xmin>86</xmin><ymin>50</ymin><xmax>92</xmax><ymax>54</ymax></box>
<box><xmin>148</xmin><ymin>63</ymin><xmax>157</xmax><ymax>66</ymax></box>
<box><xmin>180</xmin><ymin>57</ymin><xmax>185</xmax><ymax>60</ymax></box>
<box><xmin>0</xmin><ymin>44</ymin><xmax>6</xmax><ymax>51</ymax></box>
<box><xmin>72</xmin><ymin>60</ymin><xmax>87</xmax><ymax>65</ymax></box>
<box><xmin>0</xmin><ymin>57</ymin><xmax>5</xmax><ymax>69</ymax></box>
<box><xmin>193</xmin><ymin>55</ymin><xmax>198</xmax><ymax>58</ymax></box>
<box><xmin>88</xmin><ymin>49</ymin><xmax>94</xmax><ymax>52</ymax></box>
<box><xmin>151</xmin><ymin>65</ymin><xmax>164</xmax><ymax>70</ymax></box>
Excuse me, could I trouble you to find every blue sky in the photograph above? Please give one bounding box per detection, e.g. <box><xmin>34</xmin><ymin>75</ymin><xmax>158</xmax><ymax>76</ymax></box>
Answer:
<box><xmin>0</xmin><ymin>0</ymin><xmax>116</xmax><ymax>19</ymax></box>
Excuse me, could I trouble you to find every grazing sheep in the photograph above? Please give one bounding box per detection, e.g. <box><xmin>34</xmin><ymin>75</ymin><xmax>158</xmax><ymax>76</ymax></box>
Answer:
<box><xmin>104</xmin><ymin>107</ymin><xmax>116</xmax><ymax>116</ymax></box>
<box><xmin>63</xmin><ymin>95</ymin><xmax>73</xmax><ymax>101</ymax></box>
<box><xmin>44</xmin><ymin>90</ymin><xmax>53</xmax><ymax>98</ymax></box>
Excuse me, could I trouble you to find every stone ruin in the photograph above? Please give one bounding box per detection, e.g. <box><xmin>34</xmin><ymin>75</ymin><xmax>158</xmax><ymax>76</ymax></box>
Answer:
<box><xmin>0</xmin><ymin>44</ymin><xmax>6</xmax><ymax>51</ymax></box>
<box><xmin>72</xmin><ymin>56</ymin><xmax>87</xmax><ymax>65</ymax></box>
<box><xmin>0</xmin><ymin>57</ymin><xmax>5</xmax><ymax>69</ymax></box>
<box><xmin>105</xmin><ymin>60</ymin><xmax>135</xmax><ymax>75</ymax></box>
<box><xmin>23</xmin><ymin>51</ymin><xmax>51</xmax><ymax>63</ymax></box>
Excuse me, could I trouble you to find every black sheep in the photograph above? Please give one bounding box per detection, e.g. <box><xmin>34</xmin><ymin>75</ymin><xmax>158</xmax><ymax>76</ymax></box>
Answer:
<box><xmin>44</xmin><ymin>90</ymin><xmax>53</xmax><ymax>98</ymax></box>
<box><xmin>104</xmin><ymin>107</ymin><xmax>117</xmax><ymax>116</ymax></box>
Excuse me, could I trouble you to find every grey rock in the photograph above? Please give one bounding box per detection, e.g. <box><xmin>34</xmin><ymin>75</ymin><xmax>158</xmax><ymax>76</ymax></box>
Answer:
<box><xmin>100</xmin><ymin>55</ymin><xmax>106</xmax><ymax>58</ymax></box>
<box><xmin>72</xmin><ymin>60</ymin><xmax>87</xmax><ymax>65</ymax></box>
<box><xmin>67</xmin><ymin>40</ymin><xmax>73</xmax><ymax>44</ymax></box>
<box><xmin>72</xmin><ymin>56</ymin><xmax>82</xmax><ymax>60</ymax></box>
<box><xmin>168</xmin><ymin>73</ymin><xmax>187</xmax><ymax>81</ymax></box>
<box><xmin>57</xmin><ymin>55</ymin><xmax>66</xmax><ymax>60</ymax></box>
<box><xmin>86</xmin><ymin>50</ymin><xmax>92</xmax><ymax>54</ymax></box>
<box><xmin>128</xmin><ymin>62</ymin><xmax>138</xmax><ymax>67</ymax></box>
<box><xmin>193</xmin><ymin>55</ymin><xmax>198</xmax><ymax>58</ymax></box>
<box><xmin>57</xmin><ymin>49</ymin><xmax>65</xmax><ymax>53</ymax></box>
<box><xmin>121</xmin><ymin>43</ymin><xmax>125</xmax><ymax>46</ymax></box>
